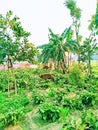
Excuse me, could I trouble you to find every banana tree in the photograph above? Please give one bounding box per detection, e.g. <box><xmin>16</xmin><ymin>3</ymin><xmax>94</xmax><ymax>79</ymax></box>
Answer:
<box><xmin>38</xmin><ymin>26</ymin><xmax>72</xmax><ymax>73</ymax></box>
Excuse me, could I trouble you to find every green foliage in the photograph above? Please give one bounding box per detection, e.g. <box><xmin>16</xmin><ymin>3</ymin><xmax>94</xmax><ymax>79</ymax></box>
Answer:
<box><xmin>80</xmin><ymin>92</ymin><xmax>96</xmax><ymax>106</ymax></box>
<box><xmin>65</xmin><ymin>0</ymin><xmax>81</xmax><ymax>19</ymax></box>
<box><xmin>0</xmin><ymin>69</ymin><xmax>8</xmax><ymax>91</ymax></box>
<box><xmin>39</xmin><ymin>102</ymin><xmax>60</xmax><ymax>122</ymax></box>
<box><xmin>0</xmin><ymin>107</ymin><xmax>23</xmax><ymax>129</ymax></box>
<box><xmin>69</xmin><ymin>62</ymin><xmax>83</xmax><ymax>86</ymax></box>
<box><xmin>38</xmin><ymin>83</ymin><xmax>51</xmax><ymax>89</ymax></box>
<box><xmin>32</xmin><ymin>92</ymin><xmax>45</xmax><ymax>105</ymax></box>
<box><xmin>61</xmin><ymin>114</ymin><xmax>82</xmax><ymax>130</ymax></box>
<box><xmin>62</xmin><ymin>91</ymin><xmax>96</xmax><ymax>111</ymax></box>
<box><xmin>81</xmin><ymin>38</ymin><xmax>97</xmax><ymax>61</ymax></box>
<box><xmin>54</xmin><ymin>74</ymin><xmax>69</xmax><ymax>85</ymax></box>
<box><xmin>55</xmin><ymin>91</ymin><xmax>64</xmax><ymax>104</ymax></box>
<box><xmin>0</xmin><ymin>92</ymin><xmax>30</xmax><ymax>128</ymax></box>
<box><xmin>0</xmin><ymin>10</ymin><xmax>38</xmax><ymax>64</ymax></box>
<box><xmin>88</xmin><ymin>1</ymin><xmax>98</xmax><ymax>32</ymax></box>
<box><xmin>65</xmin><ymin>0</ymin><xmax>82</xmax><ymax>63</ymax></box>
<box><xmin>38</xmin><ymin>26</ymin><xmax>72</xmax><ymax>72</ymax></box>
<box><xmin>61</xmin><ymin>111</ymin><xmax>98</xmax><ymax>130</ymax></box>
<box><xmin>81</xmin><ymin>37</ymin><xmax>97</xmax><ymax>76</ymax></box>
<box><xmin>47</xmin><ymin>88</ymin><xmax>55</xmax><ymax>97</ymax></box>
<box><xmin>63</xmin><ymin>97</ymin><xmax>74</xmax><ymax>109</ymax></box>
<box><xmin>85</xmin><ymin>2</ymin><xmax>98</xmax><ymax>76</ymax></box>
<box><xmin>0</xmin><ymin>67</ymin><xmax>98</xmax><ymax>129</ymax></box>
<box><xmin>0</xmin><ymin>2</ymin><xmax>98</xmax><ymax>129</ymax></box>
<box><xmin>82</xmin><ymin>112</ymin><xmax>98</xmax><ymax>130</ymax></box>
<box><xmin>62</xmin><ymin>96</ymin><xmax>83</xmax><ymax>110</ymax></box>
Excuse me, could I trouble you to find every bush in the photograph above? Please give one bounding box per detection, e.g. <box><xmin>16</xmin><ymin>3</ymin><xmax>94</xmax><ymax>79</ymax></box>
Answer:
<box><xmin>62</xmin><ymin>97</ymin><xmax>82</xmax><ymax>110</ymax></box>
<box><xmin>0</xmin><ymin>69</ymin><xmax>8</xmax><ymax>91</ymax></box>
<box><xmin>61</xmin><ymin>111</ymin><xmax>98</xmax><ymax>130</ymax></box>
<box><xmin>47</xmin><ymin>88</ymin><xmax>55</xmax><ymax>97</ymax></box>
<box><xmin>80</xmin><ymin>92</ymin><xmax>96</xmax><ymax>106</ymax></box>
<box><xmin>69</xmin><ymin>63</ymin><xmax>83</xmax><ymax>86</ymax></box>
<box><xmin>82</xmin><ymin>112</ymin><xmax>98</xmax><ymax>130</ymax></box>
<box><xmin>54</xmin><ymin>74</ymin><xmax>69</xmax><ymax>85</ymax></box>
<box><xmin>0</xmin><ymin>93</ymin><xmax>30</xmax><ymax>128</ymax></box>
<box><xmin>32</xmin><ymin>92</ymin><xmax>45</xmax><ymax>105</ymax></box>
<box><xmin>39</xmin><ymin>102</ymin><xmax>60</xmax><ymax>122</ymax></box>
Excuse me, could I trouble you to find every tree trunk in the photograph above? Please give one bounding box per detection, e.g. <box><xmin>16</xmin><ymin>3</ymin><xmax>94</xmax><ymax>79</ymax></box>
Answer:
<box><xmin>69</xmin><ymin>53</ymin><xmax>72</xmax><ymax>65</ymax></box>
<box><xmin>7</xmin><ymin>55</ymin><xmax>17</xmax><ymax>95</ymax></box>
<box><xmin>60</xmin><ymin>60</ymin><xmax>66</xmax><ymax>74</ymax></box>
<box><xmin>88</xmin><ymin>56</ymin><xmax>92</xmax><ymax>77</ymax></box>
<box><xmin>68</xmin><ymin>51</ymin><xmax>70</xmax><ymax>69</ymax></box>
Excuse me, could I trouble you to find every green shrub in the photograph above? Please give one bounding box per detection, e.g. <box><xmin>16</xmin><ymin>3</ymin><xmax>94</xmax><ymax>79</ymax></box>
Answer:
<box><xmin>0</xmin><ymin>70</ymin><xmax>8</xmax><ymax>91</ymax></box>
<box><xmin>82</xmin><ymin>112</ymin><xmax>98</xmax><ymax>130</ymax></box>
<box><xmin>32</xmin><ymin>92</ymin><xmax>45</xmax><ymax>105</ymax></box>
<box><xmin>47</xmin><ymin>88</ymin><xmax>55</xmax><ymax>97</ymax></box>
<box><xmin>54</xmin><ymin>74</ymin><xmax>69</xmax><ymax>85</ymax></box>
<box><xmin>69</xmin><ymin>63</ymin><xmax>83</xmax><ymax>86</ymax></box>
<box><xmin>61</xmin><ymin>111</ymin><xmax>98</xmax><ymax>130</ymax></box>
<box><xmin>65</xmin><ymin>85</ymin><xmax>76</xmax><ymax>92</ymax></box>
<box><xmin>80</xmin><ymin>92</ymin><xmax>96</xmax><ymax>106</ymax></box>
<box><xmin>39</xmin><ymin>102</ymin><xmax>60</xmax><ymax>122</ymax></box>
<box><xmin>37</xmin><ymin>80</ymin><xmax>54</xmax><ymax>89</ymax></box>
<box><xmin>0</xmin><ymin>93</ymin><xmax>30</xmax><ymax>127</ymax></box>
<box><xmin>63</xmin><ymin>97</ymin><xmax>74</xmax><ymax>109</ymax></box>
<box><xmin>71</xmin><ymin>92</ymin><xmax>96</xmax><ymax>110</ymax></box>
<box><xmin>54</xmin><ymin>91</ymin><xmax>64</xmax><ymax>104</ymax></box>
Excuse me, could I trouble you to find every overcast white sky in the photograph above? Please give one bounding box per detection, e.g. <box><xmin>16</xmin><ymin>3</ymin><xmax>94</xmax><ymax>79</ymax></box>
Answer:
<box><xmin>0</xmin><ymin>0</ymin><xmax>97</xmax><ymax>46</ymax></box>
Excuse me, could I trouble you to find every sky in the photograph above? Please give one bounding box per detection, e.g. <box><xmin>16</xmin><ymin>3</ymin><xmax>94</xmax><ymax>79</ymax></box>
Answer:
<box><xmin>0</xmin><ymin>0</ymin><xmax>97</xmax><ymax>46</ymax></box>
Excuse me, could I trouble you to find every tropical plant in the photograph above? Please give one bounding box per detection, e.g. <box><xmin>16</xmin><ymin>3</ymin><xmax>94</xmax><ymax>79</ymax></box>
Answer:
<box><xmin>38</xmin><ymin>26</ymin><xmax>72</xmax><ymax>73</ymax></box>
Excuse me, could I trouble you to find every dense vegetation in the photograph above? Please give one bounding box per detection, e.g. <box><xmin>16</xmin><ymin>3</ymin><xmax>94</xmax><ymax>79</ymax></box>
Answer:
<box><xmin>0</xmin><ymin>62</ymin><xmax>98</xmax><ymax>130</ymax></box>
<box><xmin>0</xmin><ymin>0</ymin><xmax>98</xmax><ymax>130</ymax></box>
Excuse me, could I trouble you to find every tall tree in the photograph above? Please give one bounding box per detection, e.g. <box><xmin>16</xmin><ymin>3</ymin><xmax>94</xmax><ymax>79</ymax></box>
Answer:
<box><xmin>88</xmin><ymin>0</ymin><xmax>98</xmax><ymax>35</ymax></box>
<box><xmin>80</xmin><ymin>0</ymin><xmax>98</xmax><ymax>76</ymax></box>
<box><xmin>0</xmin><ymin>11</ymin><xmax>38</xmax><ymax>94</ymax></box>
<box><xmin>81</xmin><ymin>37</ymin><xmax>97</xmax><ymax>76</ymax></box>
<box><xmin>0</xmin><ymin>10</ymin><xmax>37</xmax><ymax>65</ymax></box>
<box><xmin>64</xmin><ymin>0</ymin><xmax>82</xmax><ymax>62</ymax></box>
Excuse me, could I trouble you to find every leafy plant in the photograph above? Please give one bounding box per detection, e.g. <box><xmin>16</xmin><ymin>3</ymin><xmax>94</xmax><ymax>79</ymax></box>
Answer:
<box><xmin>82</xmin><ymin>112</ymin><xmax>98</xmax><ymax>130</ymax></box>
<box><xmin>32</xmin><ymin>92</ymin><xmax>45</xmax><ymax>105</ymax></box>
<box><xmin>63</xmin><ymin>97</ymin><xmax>74</xmax><ymax>109</ymax></box>
<box><xmin>69</xmin><ymin>62</ymin><xmax>84</xmax><ymax>86</ymax></box>
<box><xmin>47</xmin><ymin>88</ymin><xmax>55</xmax><ymax>97</ymax></box>
<box><xmin>39</xmin><ymin>102</ymin><xmax>60</xmax><ymax>122</ymax></box>
<box><xmin>0</xmin><ymin>92</ymin><xmax>30</xmax><ymax>128</ymax></box>
<box><xmin>80</xmin><ymin>92</ymin><xmax>96</xmax><ymax>106</ymax></box>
